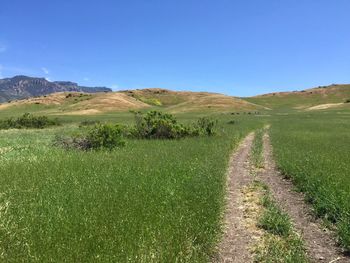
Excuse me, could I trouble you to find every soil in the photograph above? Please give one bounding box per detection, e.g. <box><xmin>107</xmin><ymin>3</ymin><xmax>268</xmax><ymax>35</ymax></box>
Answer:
<box><xmin>215</xmin><ymin>133</ymin><xmax>257</xmax><ymax>262</ymax></box>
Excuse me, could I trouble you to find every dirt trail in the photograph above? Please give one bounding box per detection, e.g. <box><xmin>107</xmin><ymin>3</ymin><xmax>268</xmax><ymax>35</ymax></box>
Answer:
<box><xmin>259</xmin><ymin>133</ymin><xmax>350</xmax><ymax>263</ymax></box>
<box><xmin>216</xmin><ymin>133</ymin><xmax>256</xmax><ymax>263</ymax></box>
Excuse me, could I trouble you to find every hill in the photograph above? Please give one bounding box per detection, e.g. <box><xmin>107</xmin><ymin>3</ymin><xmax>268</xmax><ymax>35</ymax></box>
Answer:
<box><xmin>0</xmin><ymin>88</ymin><xmax>263</xmax><ymax>116</ymax></box>
<box><xmin>0</xmin><ymin>75</ymin><xmax>111</xmax><ymax>103</ymax></box>
<box><xmin>243</xmin><ymin>84</ymin><xmax>350</xmax><ymax>110</ymax></box>
<box><xmin>120</xmin><ymin>88</ymin><xmax>264</xmax><ymax>113</ymax></box>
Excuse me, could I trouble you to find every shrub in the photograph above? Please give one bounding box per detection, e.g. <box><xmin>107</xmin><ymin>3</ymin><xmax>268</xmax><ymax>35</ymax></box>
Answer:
<box><xmin>53</xmin><ymin>135</ymin><xmax>93</xmax><ymax>151</ymax></box>
<box><xmin>196</xmin><ymin>117</ymin><xmax>217</xmax><ymax>136</ymax></box>
<box><xmin>129</xmin><ymin>111</ymin><xmax>219</xmax><ymax>139</ymax></box>
<box><xmin>87</xmin><ymin>124</ymin><xmax>125</xmax><ymax>150</ymax></box>
<box><xmin>131</xmin><ymin>111</ymin><xmax>197</xmax><ymax>139</ymax></box>
<box><xmin>345</xmin><ymin>99</ymin><xmax>350</xmax><ymax>103</ymax></box>
<box><xmin>0</xmin><ymin>113</ymin><xmax>60</xmax><ymax>129</ymax></box>
<box><xmin>54</xmin><ymin>124</ymin><xmax>125</xmax><ymax>151</ymax></box>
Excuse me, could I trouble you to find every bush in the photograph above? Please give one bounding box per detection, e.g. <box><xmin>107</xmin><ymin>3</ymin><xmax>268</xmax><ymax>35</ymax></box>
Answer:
<box><xmin>53</xmin><ymin>135</ymin><xmax>93</xmax><ymax>151</ymax></box>
<box><xmin>0</xmin><ymin>113</ymin><xmax>60</xmax><ymax>129</ymax></box>
<box><xmin>196</xmin><ymin>117</ymin><xmax>217</xmax><ymax>136</ymax></box>
<box><xmin>54</xmin><ymin>124</ymin><xmax>125</xmax><ymax>151</ymax></box>
<box><xmin>131</xmin><ymin>111</ymin><xmax>197</xmax><ymax>139</ymax></box>
<box><xmin>345</xmin><ymin>99</ymin><xmax>350</xmax><ymax>103</ymax></box>
<box><xmin>87</xmin><ymin>124</ymin><xmax>125</xmax><ymax>150</ymax></box>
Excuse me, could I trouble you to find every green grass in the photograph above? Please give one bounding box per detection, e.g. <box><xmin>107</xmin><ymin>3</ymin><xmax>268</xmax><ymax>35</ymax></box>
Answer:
<box><xmin>254</xmin><ymin>183</ymin><xmax>308</xmax><ymax>263</ymax></box>
<box><xmin>270</xmin><ymin>112</ymin><xmax>350</xmax><ymax>250</ymax></box>
<box><xmin>0</xmin><ymin>114</ymin><xmax>264</xmax><ymax>262</ymax></box>
<box><xmin>258</xmin><ymin>194</ymin><xmax>291</xmax><ymax>237</ymax></box>
<box><xmin>251</xmin><ymin>128</ymin><xmax>265</xmax><ymax>169</ymax></box>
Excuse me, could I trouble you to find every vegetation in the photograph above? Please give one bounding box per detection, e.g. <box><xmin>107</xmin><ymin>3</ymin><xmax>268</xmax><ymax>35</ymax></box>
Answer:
<box><xmin>0</xmin><ymin>113</ymin><xmax>263</xmax><ymax>261</ymax></box>
<box><xmin>131</xmin><ymin>111</ymin><xmax>217</xmax><ymax>139</ymax></box>
<box><xmin>1</xmin><ymin>87</ymin><xmax>350</xmax><ymax>261</ymax></box>
<box><xmin>254</xmin><ymin>183</ymin><xmax>308</xmax><ymax>263</ymax></box>
<box><xmin>244</xmin><ymin>84</ymin><xmax>350</xmax><ymax>110</ymax></box>
<box><xmin>54</xmin><ymin>124</ymin><xmax>126</xmax><ymax>151</ymax></box>
<box><xmin>0</xmin><ymin>113</ymin><xmax>60</xmax><ymax>129</ymax></box>
<box><xmin>270</xmin><ymin>113</ymin><xmax>350</xmax><ymax>250</ymax></box>
<box><xmin>251</xmin><ymin>128</ymin><xmax>264</xmax><ymax>169</ymax></box>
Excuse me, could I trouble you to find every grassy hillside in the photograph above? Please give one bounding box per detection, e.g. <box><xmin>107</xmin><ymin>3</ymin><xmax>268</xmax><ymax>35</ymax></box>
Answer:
<box><xmin>0</xmin><ymin>89</ymin><xmax>263</xmax><ymax>117</ymax></box>
<box><xmin>244</xmin><ymin>84</ymin><xmax>350</xmax><ymax>110</ymax></box>
<box><xmin>122</xmin><ymin>88</ymin><xmax>264</xmax><ymax>113</ymax></box>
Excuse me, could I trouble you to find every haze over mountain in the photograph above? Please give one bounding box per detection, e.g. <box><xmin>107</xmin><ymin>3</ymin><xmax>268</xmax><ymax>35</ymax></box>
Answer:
<box><xmin>0</xmin><ymin>76</ymin><xmax>111</xmax><ymax>103</ymax></box>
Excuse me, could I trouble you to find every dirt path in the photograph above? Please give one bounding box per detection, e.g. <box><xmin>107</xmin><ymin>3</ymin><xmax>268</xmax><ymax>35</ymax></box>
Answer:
<box><xmin>259</xmin><ymin>133</ymin><xmax>350</xmax><ymax>263</ymax></box>
<box><xmin>215</xmin><ymin>133</ymin><xmax>257</xmax><ymax>263</ymax></box>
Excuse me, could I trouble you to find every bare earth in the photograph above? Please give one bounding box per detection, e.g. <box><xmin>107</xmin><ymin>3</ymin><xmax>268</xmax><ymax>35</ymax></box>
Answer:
<box><xmin>259</xmin><ymin>133</ymin><xmax>350</xmax><ymax>263</ymax></box>
<box><xmin>215</xmin><ymin>133</ymin><xmax>256</xmax><ymax>263</ymax></box>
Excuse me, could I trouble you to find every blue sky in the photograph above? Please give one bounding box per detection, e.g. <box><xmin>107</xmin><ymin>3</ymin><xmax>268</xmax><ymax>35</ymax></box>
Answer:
<box><xmin>0</xmin><ymin>0</ymin><xmax>349</xmax><ymax>96</ymax></box>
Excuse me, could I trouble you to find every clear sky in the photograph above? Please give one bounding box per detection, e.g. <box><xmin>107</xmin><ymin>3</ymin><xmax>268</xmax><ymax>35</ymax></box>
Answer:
<box><xmin>0</xmin><ymin>0</ymin><xmax>349</xmax><ymax>96</ymax></box>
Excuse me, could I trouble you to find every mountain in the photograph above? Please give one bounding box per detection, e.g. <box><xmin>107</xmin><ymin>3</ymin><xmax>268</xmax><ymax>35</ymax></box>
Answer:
<box><xmin>243</xmin><ymin>84</ymin><xmax>350</xmax><ymax>110</ymax></box>
<box><xmin>0</xmin><ymin>76</ymin><xmax>111</xmax><ymax>103</ymax></box>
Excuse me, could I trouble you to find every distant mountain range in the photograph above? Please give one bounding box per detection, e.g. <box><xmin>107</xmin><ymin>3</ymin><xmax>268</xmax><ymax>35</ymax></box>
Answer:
<box><xmin>0</xmin><ymin>75</ymin><xmax>111</xmax><ymax>103</ymax></box>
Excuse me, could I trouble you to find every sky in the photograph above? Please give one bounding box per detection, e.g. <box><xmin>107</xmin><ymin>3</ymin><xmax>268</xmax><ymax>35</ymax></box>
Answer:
<box><xmin>0</xmin><ymin>0</ymin><xmax>349</xmax><ymax>96</ymax></box>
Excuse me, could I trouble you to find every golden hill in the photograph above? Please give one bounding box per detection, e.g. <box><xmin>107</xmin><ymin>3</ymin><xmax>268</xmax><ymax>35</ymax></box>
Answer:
<box><xmin>121</xmin><ymin>88</ymin><xmax>265</xmax><ymax>113</ymax></box>
<box><xmin>0</xmin><ymin>92</ymin><xmax>150</xmax><ymax>115</ymax></box>
<box><xmin>0</xmin><ymin>89</ymin><xmax>263</xmax><ymax>116</ymax></box>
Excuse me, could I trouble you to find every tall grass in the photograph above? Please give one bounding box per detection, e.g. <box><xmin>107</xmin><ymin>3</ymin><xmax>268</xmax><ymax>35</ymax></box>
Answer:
<box><xmin>251</xmin><ymin>128</ymin><xmax>264</xmax><ymax>169</ymax></box>
<box><xmin>254</xmin><ymin>183</ymin><xmax>308</xmax><ymax>263</ymax></box>
<box><xmin>0</xmin><ymin>115</ymin><xmax>263</xmax><ymax>262</ymax></box>
<box><xmin>270</xmin><ymin>112</ymin><xmax>350</xmax><ymax>250</ymax></box>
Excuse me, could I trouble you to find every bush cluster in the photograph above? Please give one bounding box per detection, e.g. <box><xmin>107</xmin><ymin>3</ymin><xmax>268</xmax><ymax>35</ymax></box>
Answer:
<box><xmin>0</xmin><ymin>113</ymin><xmax>60</xmax><ymax>129</ymax></box>
<box><xmin>130</xmin><ymin>111</ymin><xmax>217</xmax><ymax>139</ymax></box>
<box><xmin>54</xmin><ymin>111</ymin><xmax>218</xmax><ymax>151</ymax></box>
<box><xmin>54</xmin><ymin>124</ymin><xmax>125</xmax><ymax>151</ymax></box>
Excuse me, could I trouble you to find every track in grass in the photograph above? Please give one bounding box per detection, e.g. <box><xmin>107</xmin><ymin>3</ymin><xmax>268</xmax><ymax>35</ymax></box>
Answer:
<box><xmin>216</xmin><ymin>133</ymin><xmax>257</xmax><ymax>262</ymax></box>
<box><xmin>217</xmin><ymin>130</ymin><xmax>350</xmax><ymax>263</ymax></box>
<box><xmin>258</xmin><ymin>132</ymin><xmax>350</xmax><ymax>263</ymax></box>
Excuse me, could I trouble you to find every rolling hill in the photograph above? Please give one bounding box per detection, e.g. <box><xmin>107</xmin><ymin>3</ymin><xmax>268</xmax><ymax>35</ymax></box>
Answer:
<box><xmin>243</xmin><ymin>84</ymin><xmax>350</xmax><ymax>110</ymax></box>
<box><xmin>1</xmin><ymin>79</ymin><xmax>350</xmax><ymax>116</ymax></box>
<box><xmin>0</xmin><ymin>88</ymin><xmax>264</xmax><ymax>116</ymax></box>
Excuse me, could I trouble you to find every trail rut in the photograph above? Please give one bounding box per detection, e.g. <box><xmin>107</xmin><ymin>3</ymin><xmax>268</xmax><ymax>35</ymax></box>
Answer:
<box><xmin>216</xmin><ymin>131</ymin><xmax>350</xmax><ymax>263</ymax></box>
<box><xmin>258</xmin><ymin>133</ymin><xmax>350</xmax><ymax>263</ymax></box>
<box><xmin>216</xmin><ymin>133</ymin><xmax>256</xmax><ymax>262</ymax></box>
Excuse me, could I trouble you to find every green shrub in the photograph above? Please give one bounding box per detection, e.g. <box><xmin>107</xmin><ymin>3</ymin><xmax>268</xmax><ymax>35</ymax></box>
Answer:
<box><xmin>87</xmin><ymin>124</ymin><xmax>125</xmax><ymax>150</ymax></box>
<box><xmin>345</xmin><ymin>99</ymin><xmax>350</xmax><ymax>103</ymax></box>
<box><xmin>0</xmin><ymin>113</ymin><xmax>60</xmax><ymax>129</ymax></box>
<box><xmin>196</xmin><ymin>117</ymin><xmax>217</xmax><ymax>136</ymax></box>
<box><xmin>131</xmin><ymin>111</ymin><xmax>197</xmax><ymax>139</ymax></box>
<box><xmin>54</xmin><ymin>124</ymin><xmax>125</xmax><ymax>151</ymax></box>
<box><xmin>130</xmin><ymin>111</ymin><xmax>218</xmax><ymax>139</ymax></box>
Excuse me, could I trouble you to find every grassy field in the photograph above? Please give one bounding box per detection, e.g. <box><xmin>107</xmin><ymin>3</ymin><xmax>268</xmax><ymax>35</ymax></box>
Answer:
<box><xmin>270</xmin><ymin>111</ymin><xmax>350</xmax><ymax>249</ymax></box>
<box><xmin>0</xmin><ymin>113</ymin><xmax>264</xmax><ymax>262</ymax></box>
<box><xmin>1</xmin><ymin>96</ymin><xmax>350</xmax><ymax>261</ymax></box>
